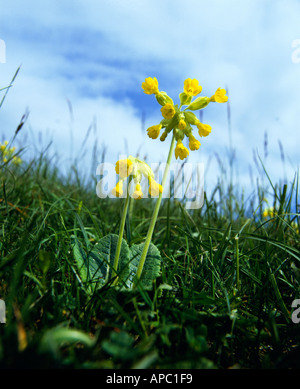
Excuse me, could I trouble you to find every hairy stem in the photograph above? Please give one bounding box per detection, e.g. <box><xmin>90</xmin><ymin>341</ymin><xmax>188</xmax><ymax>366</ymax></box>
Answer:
<box><xmin>112</xmin><ymin>185</ymin><xmax>130</xmax><ymax>284</ymax></box>
<box><xmin>134</xmin><ymin>134</ymin><xmax>176</xmax><ymax>285</ymax></box>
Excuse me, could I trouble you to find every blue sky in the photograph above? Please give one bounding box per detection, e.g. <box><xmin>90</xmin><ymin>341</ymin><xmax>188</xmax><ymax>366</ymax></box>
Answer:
<box><xmin>1</xmin><ymin>0</ymin><xmax>300</xmax><ymax>199</ymax></box>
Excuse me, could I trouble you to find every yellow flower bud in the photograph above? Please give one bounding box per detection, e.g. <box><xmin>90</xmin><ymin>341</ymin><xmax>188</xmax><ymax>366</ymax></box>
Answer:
<box><xmin>161</xmin><ymin>103</ymin><xmax>175</xmax><ymax>120</ymax></box>
<box><xmin>132</xmin><ymin>183</ymin><xmax>143</xmax><ymax>200</ymax></box>
<box><xmin>175</xmin><ymin>140</ymin><xmax>189</xmax><ymax>160</ymax></box>
<box><xmin>155</xmin><ymin>91</ymin><xmax>174</xmax><ymax>106</ymax></box>
<box><xmin>189</xmin><ymin>135</ymin><xmax>201</xmax><ymax>151</ymax></box>
<box><xmin>185</xmin><ymin>96</ymin><xmax>210</xmax><ymax>111</ymax></box>
<box><xmin>115</xmin><ymin>159</ymin><xmax>133</xmax><ymax>178</ymax></box>
<box><xmin>178</xmin><ymin>119</ymin><xmax>186</xmax><ymax>130</ymax></box>
<box><xmin>160</xmin><ymin>130</ymin><xmax>168</xmax><ymax>142</ymax></box>
<box><xmin>112</xmin><ymin>180</ymin><xmax>124</xmax><ymax>197</ymax></box>
<box><xmin>149</xmin><ymin>177</ymin><xmax>163</xmax><ymax>197</ymax></box>
<box><xmin>147</xmin><ymin>124</ymin><xmax>162</xmax><ymax>139</ymax></box>
<box><xmin>179</xmin><ymin>92</ymin><xmax>192</xmax><ymax>107</ymax></box>
<box><xmin>197</xmin><ymin>121</ymin><xmax>212</xmax><ymax>137</ymax></box>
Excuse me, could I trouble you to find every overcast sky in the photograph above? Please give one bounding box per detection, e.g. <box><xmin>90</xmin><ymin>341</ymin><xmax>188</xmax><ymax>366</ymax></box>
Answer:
<box><xmin>1</xmin><ymin>0</ymin><xmax>300</xmax><ymax>201</ymax></box>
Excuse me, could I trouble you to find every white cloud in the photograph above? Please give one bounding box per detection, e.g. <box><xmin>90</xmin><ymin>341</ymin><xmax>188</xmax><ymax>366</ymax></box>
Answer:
<box><xmin>1</xmin><ymin>0</ymin><xmax>300</xmax><ymax>199</ymax></box>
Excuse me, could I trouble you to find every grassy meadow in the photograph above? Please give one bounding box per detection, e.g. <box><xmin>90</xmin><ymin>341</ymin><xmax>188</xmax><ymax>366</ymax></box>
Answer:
<box><xmin>0</xmin><ymin>76</ymin><xmax>300</xmax><ymax>370</ymax></box>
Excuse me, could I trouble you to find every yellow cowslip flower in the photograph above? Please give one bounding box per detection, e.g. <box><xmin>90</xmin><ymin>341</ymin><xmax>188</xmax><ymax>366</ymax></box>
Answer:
<box><xmin>197</xmin><ymin>121</ymin><xmax>212</xmax><ymax>137</ymax></box>
<box><xmin>115</xmin><ymin>158</ymin><xmax>133</xmax><ymax>178</ymax></box>
<box><xmin>149</xmin><ymin>176</ymin><xmax>163</xmax><ymax>197</ymax></box>
<box><xmin>132</xmin><ymin>183</ymin><xmax>143</xmax><ymax>200</ymax></box>
<box><xmin>210</xmin><ymin>88</ymin><xmax>228</xmax><ymax>103</ymax></box>
<box><xmin>175</xmin><ymin>140</ymin><xmax>189</xmax><ymax>160</ymax></box>
<box><xmin>142</xmin><ymin>77</ymin><xmax>228</xmax><ymax>159</ymax></box>
<box><xmin>147</xmin><ymin>124</ymin><xmax>162</xmax><ymax>139</ymax></box>
<box><xmin>188</xmin><ymin>134</ymin><xmax>201</xmax><ymax>151</ymax></box>
<box><xmin>184</xmin><ymin>78</ymin><xmax>202</xmax><ymax>97</ymax></box>
<box><xmin>178</xmin><ymin>119</ymin><xmax>186</xmax><ymax>130</ymax></box>
<box><xmin>112</xmin><ymin>155</ymin><xmax>163</xmax><ymax>200</ymax></box>
<box><xmin>142</xmin><ymin>77</ymin><xmax>159</xmax><ymax>95</ymax></box>
<box><xmin>161</xmin><ymin>103</ymin><xmax>175</xmax><ymax>120</ymax></box>
<box><xmin>112</xmin><ymin>180</ymin><xmax>124</xmax><ymax>197</ymax></box>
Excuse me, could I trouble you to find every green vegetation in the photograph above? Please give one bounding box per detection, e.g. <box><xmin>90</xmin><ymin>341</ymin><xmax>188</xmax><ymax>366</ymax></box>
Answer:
<box><xmin>0</xmin><ymin>135</ymin><xmax>299</xmax><ymax>369</ymax></box>
<box><xmin>0</xmin><ymin>71</ymin><xmax>299</xmax><ymax>369</ymax></box>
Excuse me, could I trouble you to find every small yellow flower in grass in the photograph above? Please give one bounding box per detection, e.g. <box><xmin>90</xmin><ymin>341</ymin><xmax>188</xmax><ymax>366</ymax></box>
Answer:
<box><xmin>149</xmin><ymin>176</ymin><xmax>163</xmax><ymax>197</ymax></box>
<box><xmin>175</xmin><ymin>140</ymin><xmax>189</xmax><ymax>160</ymax></box>
<box><xmin>262</xmin><ymin>206</ymin><xmax>276</xmax><ymax>218</ymax></box>
<box><xmin>189</xmin><ymin>134</ymin><xmax>201</xmax><ymax>151</ymax></box>
<box><xmin>0</xmin><ymin>141</ymin><xmax>22</xmax><ymax>165</ymax></box>
<box><xmin>112</xmin><ymin>155</ymin><xmax>163</xmax><ymax>200</ymax></box>
<box><xmin>0</xmin><ymin>140</ymin><xmax>9</xmax><ymax>152</ymax></box>
<box><xmin>161</xmin><ymin>103</ymin><xmax>175</xmax><ymax>119</ymax></box>
<box><xmin>132</xmin><ymin>183</ymin><xmax>143</xmax><ymax>200</ymax></box>
<box><xmin>184</xmin><ymin>78</ymin><xmax>202</xmax><ymax>97</ymax></box>
<box><xmin>142</xmin><ymin>77</ymin><xmax>159</xmax><ymax>95</ymax></box>
<box><xmin>197</xmin><ymin>121</ymin><xmax>212</xmax><ymax>137</ymax></box>
<box><xmin>210</xmin><ymin>88</ymin><xmax>228</xmax><ymax>103</ymax></box>
<box><xmin>112</xmin><ymin>180</ymin><xmax>123</xmax><ymax>197</ymax></box>
<box><xmin>291</xmin><ymin>221</ymin><xmax>299</xmax><ymax>234</ymax></box>
<box><xmin>115</xmin><ymin>158</ymin><xmax>133</xmax><ymax>178</ymax></box>
<box><xmin>147</xmin><ymin>124</ymin><xmax>162</xmax><ymax>139</ymax></box>
<box><xmin>12</xmin><ymin>156</ymin><xmax>22</xmax><ymax>165</ymax></box>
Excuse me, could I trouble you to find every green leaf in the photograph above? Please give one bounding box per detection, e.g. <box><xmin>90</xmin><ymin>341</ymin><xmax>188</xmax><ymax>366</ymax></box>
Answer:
<box><xmin>88</xmin><ymin>233</ymin><xmax>130</xmax><ymax>287</ymax></box>
<box><xmin>101</xmin><ymin>331</ymin><xmax>135</xmax><ymax>360</ymax></box>
<box><xmin>71</xmin><ymin>235</ymin><xmax>89</xmax><ymax>286</ymax></box>
<box><xmin>127</xmin><ymin>242</ymin><xmax>161</xmax><ymax>289</ymax></box>
<box><xmin>39</xmin><ymin>326</ymin><xmax>95</xmax><ymax>358</ymax></box>
<box><xmin>72</xmin><ymin>234</ymin><xmax>130</xmax><ymax>291</ymax></box>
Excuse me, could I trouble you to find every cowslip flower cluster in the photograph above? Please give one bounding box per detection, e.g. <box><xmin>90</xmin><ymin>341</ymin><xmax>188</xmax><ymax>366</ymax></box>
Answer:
<box><xmin>0</xmin><ymin>141</ymin><xmax>22</xmax><ymax>165</ymax></box>
<box><xmin>112</xmin><ymin>156</ymin><xmax>163</xmax><ymax>199</ymax></box>
<box><xmin>142</xmin><ymin>77</ymin><xmax>228</xmax><ymax>160</ymax></box>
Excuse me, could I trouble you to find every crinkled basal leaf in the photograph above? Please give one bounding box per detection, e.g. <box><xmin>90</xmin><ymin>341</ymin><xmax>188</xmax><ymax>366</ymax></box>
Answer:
<box><xmin>127</xmin><ymin>242</ymin><xmax>161</xmax><ymax>289</ymax></box>
<box><xmin>88</xmin><ymin>233</ymin><xmax>130</xmax><ymax>287</ymax></box>
<box><xmin>72</xmin><ymin>234</ymin><xmax>130</xmax><ymax>291</ymax></box>
<box><xmin>71</xmin><ymin>235</ymin><xmax>89</xmax><ymax>286</ymax></box>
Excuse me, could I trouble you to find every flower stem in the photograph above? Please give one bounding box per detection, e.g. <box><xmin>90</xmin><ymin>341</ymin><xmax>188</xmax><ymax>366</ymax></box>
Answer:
<box><xmin>235</xmin><ymin>235</ymin><xmax>240</xmax><ymax>291</ymax></box>
<box><xmin>112</xmin><ymin>185</ymin><xmax>130</xmax><ymax>284</ymax></box>
<box><xmin>134</xmin><ymin>134</ymin><xmax>176</xmax><ymax>285</ymax></box>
